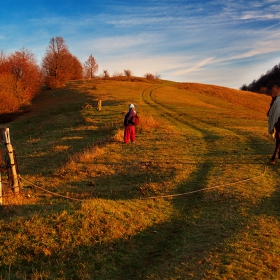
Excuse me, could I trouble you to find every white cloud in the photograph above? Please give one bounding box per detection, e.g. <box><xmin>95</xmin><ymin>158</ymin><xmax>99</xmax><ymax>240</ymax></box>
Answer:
<box><xmin>170</xmin><ymin>57</ymin><xmax>216</xmax><ymax>75</ymax></box>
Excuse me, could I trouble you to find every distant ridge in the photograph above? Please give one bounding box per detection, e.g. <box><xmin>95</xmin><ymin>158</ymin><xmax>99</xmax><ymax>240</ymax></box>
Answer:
<box><xmin>0</xmin><ymin>78</ymin><xmax>271</xmax><ymax>124</ymax></box>
<box><xmin>240</xmin><ymin>63</ymin><xmax>280</xmax><ymax>94</ymax></box>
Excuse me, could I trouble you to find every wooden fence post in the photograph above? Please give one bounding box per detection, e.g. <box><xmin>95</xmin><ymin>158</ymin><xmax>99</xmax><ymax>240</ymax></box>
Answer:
<box><xmin>0</xmin><ymin>128</ymin><xmax>20</xmax><ymax>194</ymax></box>
<box><xmin>0</xmin><ymin>172</ymin><xmax>2</xmax><ymax>206</ymax></box>
<box><xmin>97</xmin><ymin>100</ymin><xmax>102</xmax><ymax>110</ymax></box>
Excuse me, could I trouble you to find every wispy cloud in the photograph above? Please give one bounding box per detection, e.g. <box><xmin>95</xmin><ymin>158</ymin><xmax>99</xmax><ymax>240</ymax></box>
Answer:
<box><xmin>1</xmin><ymin>0</ymin><xmax>280</xmax><ymax>88</ymax></box>
<box><xmin>173</xmin><ymin>57</ymin><xmax>216</xmax><ymax>75</ymax></box>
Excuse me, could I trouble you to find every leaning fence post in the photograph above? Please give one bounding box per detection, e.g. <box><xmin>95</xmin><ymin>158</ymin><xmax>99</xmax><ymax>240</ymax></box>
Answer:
<box><xmin>0</xmin><ymin>128</ymin><xmax>20</xmax><ymax>194</ymax></box>
<box><xmin>0</xmin><ymin>172</ymin><xmax>2</xmax><ymax>206</ymax></box>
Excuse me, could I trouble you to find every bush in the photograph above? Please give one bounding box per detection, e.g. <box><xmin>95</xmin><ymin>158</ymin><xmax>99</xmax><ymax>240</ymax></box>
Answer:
<box><xmin>144</xmin><ymin>73</ymin><xmax>155</xmax><ymax>80</ymax></box>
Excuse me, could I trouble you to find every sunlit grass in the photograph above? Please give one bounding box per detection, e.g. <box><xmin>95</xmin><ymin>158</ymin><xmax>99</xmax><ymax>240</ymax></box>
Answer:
<box><xmin>0</xmin><ymin>78</ymin><xmax>279</xmax><ymax>279</ymax></box>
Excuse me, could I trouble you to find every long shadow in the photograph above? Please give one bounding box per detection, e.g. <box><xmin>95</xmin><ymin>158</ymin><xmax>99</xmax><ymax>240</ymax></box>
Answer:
<box><xmin>0</xmin><ymin>202</ymin><xmax>79</xmax><ymax>220</ymax></box>
<box><xmin>87</xmin><ymin>119</ymin><xmax>259</xmax><ymax>278</ymax></box>
<box><xmin>0</xmin><ymin>161</ymin><xmax>252</xmax><ymax>279</ymax></box>
<box><xmin>104</xmin><ymin>125</ymin><xmax>277</xmax><ymax>278</ymax></box>
<box><xmin>0</xmin><ymin>146</ymin><xmax>276</xmax><ymax>278</ymax></box>
<box><xmin>254</xmin><ymin>189</ymin><xmax>280</xmax><ymax>219</ymax></box>
<box><xmin>1</xmin><ymin>84</ymin><xmax>277</xmax><ymax>278</ymax></box>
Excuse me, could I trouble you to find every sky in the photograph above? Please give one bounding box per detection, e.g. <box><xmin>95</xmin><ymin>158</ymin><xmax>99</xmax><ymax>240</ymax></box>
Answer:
<box><xmin>1</xmin><ymin>0</ymin><xmax>280</xmax><ymax>89</ymax></box>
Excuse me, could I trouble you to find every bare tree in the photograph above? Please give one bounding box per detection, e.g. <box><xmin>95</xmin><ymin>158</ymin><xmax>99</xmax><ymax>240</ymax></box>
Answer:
<box><xmin>112</xmin><ymin>71</ymin><xmax>123</xmax><ymax>77</ymax></box>
<box><xmin>103</xmin><ymin>70</ymin><xmax>110</xmax><ymax>79</ymax></box>
<box><xmin>84</xmin><ymin>54</ymin><xmax>98</xmax><ymax>79</ymax></box>
<box><xmin>0</xmin><ymin>50</ymin><xmax>9</xmax><ymax>76</ymax></box>
<box><xmin>154</xmin><ymin>72</ymin><xmax>161</xmax><ymax>79</ymax></box>
<box><xmin>0</xmin><ymin>50</ymin><xmax>7</xmax><ymax>69</ymax></box>
<box><xmin>124</xmin><ymin>69</ymin><xmax>132</xmax><ymax>78</ymax></box>
<box><xmin>144</xmin><ymin>73</ymin><xmax>155</xmax><ymax>80</ymax></box>
<box><xmin>144</xmin><ymin>72</ymin><xmax>161</xmax><ymax>80</ymax></box>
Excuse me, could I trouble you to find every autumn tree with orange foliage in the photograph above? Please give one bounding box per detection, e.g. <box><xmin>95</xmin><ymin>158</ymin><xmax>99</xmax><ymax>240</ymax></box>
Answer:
<box><xmin>42</xmin><ymin>36</ymin><xmax>83</xmax><ymax>89</ymax></box>
<box><xmin>0</xmin><ymin>48</ymin><xmax>43</xmax><ymax>114</ymax></box>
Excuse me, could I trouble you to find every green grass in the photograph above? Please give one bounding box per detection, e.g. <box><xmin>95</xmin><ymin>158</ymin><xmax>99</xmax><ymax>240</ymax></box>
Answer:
<box><xmin>0</xmin><ymin>78</ymin><xmax>279</xmax><ymax>279</ymax></box>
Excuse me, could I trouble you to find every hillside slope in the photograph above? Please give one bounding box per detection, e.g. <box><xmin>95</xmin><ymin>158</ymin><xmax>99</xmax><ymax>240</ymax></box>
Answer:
<box><xmin>0</xmin><ymin>79</ymin><xmax>279</xmax><ymax>280</ymax></box>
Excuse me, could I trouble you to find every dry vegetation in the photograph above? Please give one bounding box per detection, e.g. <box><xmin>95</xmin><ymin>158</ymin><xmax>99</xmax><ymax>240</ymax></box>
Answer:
<box><xmin>0</xmin><ymin>78</ymin><xmax>279</xmax><ymax>279</ymax></box>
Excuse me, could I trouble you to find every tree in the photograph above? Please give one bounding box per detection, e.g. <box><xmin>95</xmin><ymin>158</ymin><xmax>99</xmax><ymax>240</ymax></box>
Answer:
<box><xmin>144</xmin><ymin>73</ymin><xmax>155</xmax><ymax>80</ymax></box>
<box><xmin>7</xmin><ymin>48</ymin><xmax>43</xmax><ymax>102</ymax></box>
<box><xmin>0</xmin><ymin>48</ymin><xmax>43</xmax><ymax>113</ymax></box>
<box><xmin>0</xmin><ymin>73</ymin><xmax>20</xmax><ymax>113</ymax></box>
<box><xmin>241</xmin><ymin>62</ymin><xmax>280</xmax><ymax>94</ymax></box>
<box><xmin>124</xmin><ymin>69</ymin><xmax>132</xmax><ymax>78</ymax></box>
<box><xmin>84</xmin><ymin>54</ymin><xmax>98</xmax><ymax>79</ymax></box>
<box><xmin>154</xmin><ymin>72</ymin><xmax>161</xmax><ymax>79</ymax></box>
<box><xmin>67</xmin><ymin>53</ymin><xmax>83</xmax><ymax>80</ymax></box>
<box><xmin>42</xmin><ymin>36</ymin><xmax>82</xmax><ymax>89</ymax></box>
<box><xmin>103</xmin><ymin>70</ymin><xmax>110</xmax><ymax>79</ymax></box>
<box><xmin>0</xmin><ymin>50</ymin><xmax>8</xmax><ymax>72</ymax></box>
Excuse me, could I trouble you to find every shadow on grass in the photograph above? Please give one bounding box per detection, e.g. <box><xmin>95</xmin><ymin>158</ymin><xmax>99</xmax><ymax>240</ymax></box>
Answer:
<box><xmin>0</xmin><ymin>162</ymin><xmax>251</xmax><ymax>279</ymax></box>
<box><xmin>1</xmin><ymin>82</ymin><xmax>279</xmax><ymax>279</ymax></box>
<box><xmin>4</xmin><ymin>86</ymin><xmax>122</xmax><ymax>178</ymax></box>
<box><xmin>0</xmin><ymin>202</ymin><xmax>79</xmax><ymax>220</ymax></box>
<box><xmin>1</xmin><ymin>154</ymin><xmax>279</xmax><ymax>278</ymax></box>
<box><xmin>250</xmin><ymin>170</ymin><xmax>280</xmax><ymax>221</ymax></box>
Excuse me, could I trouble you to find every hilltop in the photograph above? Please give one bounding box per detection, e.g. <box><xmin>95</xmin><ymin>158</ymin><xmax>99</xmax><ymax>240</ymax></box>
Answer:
<box><xmin>0</xmin><ymin>79</ymin><xmax>279</xmax><ymax>280</ymax></box>
<box><xmin>2</xmin><ymin>78</ymin><xmax>270</xmax><ymax>124</ymax></box>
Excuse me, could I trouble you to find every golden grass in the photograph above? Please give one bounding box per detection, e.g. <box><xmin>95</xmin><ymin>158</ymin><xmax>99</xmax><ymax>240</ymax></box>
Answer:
<box><xmin>53</xmin><ymin>145</ymin><xmax>70</xmax><ymax>152</ymax></box>
<box><xmin>139</xmin><ymin>114</ymin><xmax>161</xmax><ymax>130</ymax></box>
<box><xmin>0</xmin><ymin>78</ymin><xmax>279</xmax><ymax>279</ymax></box>
<box><xmin>112</xmin><ymin>128</ymin><xmax>124</xmax><ymax>142</ymax></box>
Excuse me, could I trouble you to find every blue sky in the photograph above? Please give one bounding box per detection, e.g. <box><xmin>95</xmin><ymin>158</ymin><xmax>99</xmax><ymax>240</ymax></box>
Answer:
<box><xmin>1</xmin><ymin>0</ymin><xmax>280</xmax><ymax>89</ymax></box>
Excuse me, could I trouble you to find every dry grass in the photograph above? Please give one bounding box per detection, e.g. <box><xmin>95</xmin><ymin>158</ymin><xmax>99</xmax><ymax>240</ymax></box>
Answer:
<box><xmin>139</xmin><ymin>114</ymin><xmax>161</xmax><ymax>130</ymax></box>
<box><xmin>112</xmin><ymin>128</ymin><xmax>124</xmax><ymax>142</ymax></box>
<box><xmin>0</xmin><ymin>78</ymin><xmax>279</xmax><ymax>279</ymax></box>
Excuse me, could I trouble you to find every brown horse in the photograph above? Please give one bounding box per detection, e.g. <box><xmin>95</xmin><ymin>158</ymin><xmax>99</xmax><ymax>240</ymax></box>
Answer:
<box><xmin>270</xmin><ymin>118</ymin><xmax>280</xmax><ymax>164</ymax></box>
<box><xmin>267</xmin><ymin>88</ymin><xmax>280</xmax><ymax>164</ymax></box>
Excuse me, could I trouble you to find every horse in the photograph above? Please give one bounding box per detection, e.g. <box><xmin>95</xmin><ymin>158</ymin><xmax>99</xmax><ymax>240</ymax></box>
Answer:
<box><xmin>270</xmin><ymin>118</ymin><xmax>280</xmax><ymax>164</ymax></box>
<box><xmin>267</xmin><ymin>92</ymin><xmax>280</xmax><ymax>164</ymax></box>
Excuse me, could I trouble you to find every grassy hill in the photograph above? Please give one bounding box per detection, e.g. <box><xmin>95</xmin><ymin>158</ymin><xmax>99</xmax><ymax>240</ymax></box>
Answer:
<box><xmin>0</xmin><ymin>78</ymin><xmax>279</xmax><ymax>279</ymax></box>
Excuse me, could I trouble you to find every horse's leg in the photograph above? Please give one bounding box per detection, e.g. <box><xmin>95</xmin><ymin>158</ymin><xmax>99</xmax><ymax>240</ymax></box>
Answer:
<box><xmin>270</xmin><ymin>121</ymin><xmax>280</xmax><ymax>164</ymax></box>
<box><xmin>271</xmin><ymin>141</ymin><xmax>279</xmax><ymax>164</ymax></box>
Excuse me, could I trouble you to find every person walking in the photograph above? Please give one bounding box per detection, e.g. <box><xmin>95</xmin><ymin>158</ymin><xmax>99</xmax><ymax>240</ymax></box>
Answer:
<box><xmin>124</xmin><ymin>104</ymin><xmax>137</xmax><ymax>144</ymax></box>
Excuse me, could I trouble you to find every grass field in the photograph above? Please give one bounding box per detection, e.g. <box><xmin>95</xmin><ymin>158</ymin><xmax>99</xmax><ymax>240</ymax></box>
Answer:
<box><xmin>0</xmin><ymin>78</ymin><xmax>279</xmax><ymax>279</ymax></box>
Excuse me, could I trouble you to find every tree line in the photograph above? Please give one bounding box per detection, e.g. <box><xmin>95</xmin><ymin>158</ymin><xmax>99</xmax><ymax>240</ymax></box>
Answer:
<box><xmin>0</xmin><ymin>36</ymin><xmax>99</xmax><ymax>114</ymax></box>
<box><xmin>240</xmin><ymin>63</ymin><xmax>280</xmax><ymax>94</ymax></box>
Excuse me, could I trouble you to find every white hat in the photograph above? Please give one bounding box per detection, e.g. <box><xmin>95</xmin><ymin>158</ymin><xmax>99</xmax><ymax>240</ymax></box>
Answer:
<box><xmin>129</xmin><ymin>104</ymin><xmax>135</xmax><ymax>109</ymax></box>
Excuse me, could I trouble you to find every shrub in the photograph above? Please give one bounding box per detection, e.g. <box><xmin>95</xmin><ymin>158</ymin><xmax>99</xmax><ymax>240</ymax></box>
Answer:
<box><xmin>144</xmin><ymin>73</ymin><xmax>155</xmax><ymax>80</ymax></box>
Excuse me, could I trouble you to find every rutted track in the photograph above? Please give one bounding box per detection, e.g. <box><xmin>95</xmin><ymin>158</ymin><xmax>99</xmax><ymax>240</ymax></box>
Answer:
<box><xmin>141</xmin><ymin>82</ymin><xmax>215</xmax><ymax>133</ymax></box>
<box><xmin>141</xmin><ymin>83</ymin><xmax>190</xmax><ymax>127</ymax></box>
<box><xmin>140</xmin><ymin>82</ymin><xmax>268</xmax><ymax>165</ymax></box>
<box><xmin>140</xmin><ymin>83</ymin><xmax>220</xmax><ymax>165</ymax></box>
